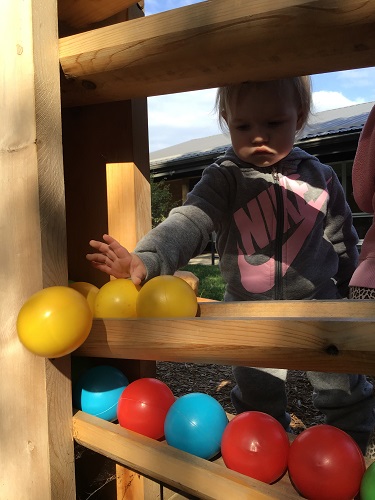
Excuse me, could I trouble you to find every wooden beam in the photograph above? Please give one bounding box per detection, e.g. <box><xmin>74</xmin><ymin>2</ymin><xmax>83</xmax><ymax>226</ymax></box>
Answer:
<box><xmin>59</xmin><ymin>0</ymin><xmax>375</xmax><ymax>106</ymax></box>
<box><xmin>107</xmin><ymin>162</ymin><xmax>151</xmax><ymax>253</ymax></box>
<box><xmin>196</xmin><ymin>299</ymin><xmax>375</xmax><ymax>319</ymax></box>
<box><xmin>58</xmin><ymin>0</ymin><xmax>140</xmax><ymax>29</ymax></box>
<box><xmin>73</xmin><ymin>411</ymin><xmax>299</xmax><ymax>499</ymax></box>
<box><xmin>74</xmin><ymin>301</ymin><xmax>375</xmax><ymax>374</ymax></box>
<box><xmin>1</xmin><ymin>0</ymin><xmax>74</xmax><ymax>497</ymax></box>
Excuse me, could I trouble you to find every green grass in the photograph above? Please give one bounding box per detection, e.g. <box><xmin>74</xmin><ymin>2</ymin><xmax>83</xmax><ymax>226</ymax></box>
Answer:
<box><xmin>181</xmin><ymin>264</ymin><xmax>225</xmax><ymax>301</ymax></box>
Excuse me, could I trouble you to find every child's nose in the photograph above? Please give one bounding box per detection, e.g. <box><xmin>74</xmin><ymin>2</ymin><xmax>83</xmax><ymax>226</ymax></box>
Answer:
<box><xmin>251</xmin><ymin>127</ymin><xmax>268</xmax><ymax>143</ymax></box>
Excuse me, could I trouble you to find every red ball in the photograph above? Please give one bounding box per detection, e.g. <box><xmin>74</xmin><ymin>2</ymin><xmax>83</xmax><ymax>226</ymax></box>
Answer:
<box><xmin>117</xmin><ymin>378</ymin><xmax>175</xmax><ymax>439</ymax></box>
<box><xmin>221</xmin><ymin>411</ymin><xmax>290</xmax><ymax>483</ymax></box>
<box><xmin>288</xmin><ymin>424</ymin><xmax>366</xmax><ymax>500</ymax></box>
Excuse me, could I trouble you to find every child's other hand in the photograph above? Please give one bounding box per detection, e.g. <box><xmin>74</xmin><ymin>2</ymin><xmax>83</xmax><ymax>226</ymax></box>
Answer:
<box><xmin>86</xmin><ymin>234</ymin><xmax>146</xmax><ymax>285</ymax></box>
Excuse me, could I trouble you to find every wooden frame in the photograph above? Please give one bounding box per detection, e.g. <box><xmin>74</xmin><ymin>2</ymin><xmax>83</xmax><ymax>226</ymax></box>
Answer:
<box><xmin>0</xmin><ymin>0</ymin><xmax>75</xmax><ymax>497</ymax></box>
<box><xmin>59</xmin><ymin>0</ymin><xmax>375</xmax><ymax>106</ymax></box>
<box><xmin>73</xmin><ymin>411</ymin><xmax>298</xmax><ymax>500</ymax></box>
<box><xmin>2</xmin><ymin>0</ymin><xmax>375</xmax><ymax>498</ymax></box>
<box><xmin>76</xmin><ymin>301</ymin><xmax>375</xmax><ymax>374</ymax></box>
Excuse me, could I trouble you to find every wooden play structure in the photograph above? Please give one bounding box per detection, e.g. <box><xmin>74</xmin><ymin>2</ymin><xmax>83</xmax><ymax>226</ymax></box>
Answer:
<box><xmin>2</xmin><ymin>0</ymin><xmax>375</xmax><ymax>498</ymax></box>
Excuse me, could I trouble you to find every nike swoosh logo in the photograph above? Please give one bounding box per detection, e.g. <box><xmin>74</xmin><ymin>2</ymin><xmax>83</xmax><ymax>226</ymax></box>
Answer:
<box><xmin>238</xmin><ymin>186</ymin><xmax>329</xmax><ymax>293</ymax></box>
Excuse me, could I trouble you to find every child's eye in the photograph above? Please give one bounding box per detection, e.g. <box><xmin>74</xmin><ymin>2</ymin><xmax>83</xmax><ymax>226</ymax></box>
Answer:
<box><xmin>236</xmin><ymin>124</ymin><xmax>250</xmax><ymax>131</ymax></box>
<box><xmin>268</xmin><ymin>121</ymin><xmax>284</xmax><ymax>127</ymax></box>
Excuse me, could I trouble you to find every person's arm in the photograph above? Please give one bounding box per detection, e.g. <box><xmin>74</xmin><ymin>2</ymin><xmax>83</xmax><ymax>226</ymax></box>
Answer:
<box><xmin>349</xmin><ymin>105</ymin><xmax>375</xmax><ymax>290</ymax></box>
<box><xmin>133</xmin><ymin>205</ymin><xmax>214</xmax><ymax>280</ymax></box>
<box><xmin>87</xmin><ymin>163</ymin><xmax>231</xmax><ymax>282</ymax></box>
<box><xmin>133</xmin><ymin>164</ymin><xmax>232</xmax><ymax>280</ymax></box>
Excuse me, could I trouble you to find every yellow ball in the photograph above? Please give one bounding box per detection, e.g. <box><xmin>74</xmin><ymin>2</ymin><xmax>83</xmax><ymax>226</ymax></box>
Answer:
<box><xmin>136</xmin><ymin>275</ymin><xmax>198</xmax><ymax>318</ymax></box>
<box><xmin>69</xmin><ymin>281</ymin><xmax>99</xmax><ymax>314</ymax></box>
<box><xmin>94</xmin><ymin>279</ymin><xmax>140</xmax><ymax>318</ymax></box>
<box><xmin>17</xmin><ymin>286</ymin><xmax>93</xmax><ymax>358</ymax></box>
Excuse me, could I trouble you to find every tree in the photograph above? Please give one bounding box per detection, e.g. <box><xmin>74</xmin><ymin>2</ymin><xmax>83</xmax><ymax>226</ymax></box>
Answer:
<box><xmin>150</xmin><ymin>175</ymin><xmax>179</xmax><ymax>228</ymax></box>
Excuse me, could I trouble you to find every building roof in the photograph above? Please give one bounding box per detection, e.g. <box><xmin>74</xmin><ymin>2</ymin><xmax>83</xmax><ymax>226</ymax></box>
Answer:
<box><xmin>302</xmin><ymin>101</ymin><xmax>374</xmax><ymax>139</ymax></box>
<box><xmin>150</xmin><ymin>101</ymin><xmax>375</xmax><ymax>167</ymax></box>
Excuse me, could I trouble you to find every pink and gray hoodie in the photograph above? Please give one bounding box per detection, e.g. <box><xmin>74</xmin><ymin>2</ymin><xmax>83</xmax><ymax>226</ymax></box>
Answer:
<box><xmin>135</xmin><ymin>146</ymin><xmax>358</xmax><ymax>301</ymax></box>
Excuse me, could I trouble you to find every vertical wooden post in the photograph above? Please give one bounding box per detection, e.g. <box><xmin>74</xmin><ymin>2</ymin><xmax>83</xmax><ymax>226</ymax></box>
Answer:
<box><xmin>106</xmin><ymin>162</ymin><xmax>151</xmax><ymax>252</ymax></box>
<box><xmin>62</xmin><ymin>8</ymin><xmax>154</xmax><ymax>497</ymax></box>
<box><xmin>106</xmin><ymin>162</ymin><xmax>158</xmax><ymax>499</ymax></box>
<box><xmin>0</xmin><ymin>0</ymin><xmax>74</xmax><ymax>498</ymax></box>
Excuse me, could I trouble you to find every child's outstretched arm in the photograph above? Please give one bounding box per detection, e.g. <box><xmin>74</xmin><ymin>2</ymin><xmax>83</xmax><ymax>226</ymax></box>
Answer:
<box><xmin>86</xmin><ymin>234</ymin><xmax>146</xmax><ymax>285</ymax></box>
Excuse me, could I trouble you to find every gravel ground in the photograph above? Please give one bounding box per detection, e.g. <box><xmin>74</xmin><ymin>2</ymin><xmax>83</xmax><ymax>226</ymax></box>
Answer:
<box><xmin>156</xmin><ymin>362</ymin><xmax>324</xmax><ymax>433</ymax></box>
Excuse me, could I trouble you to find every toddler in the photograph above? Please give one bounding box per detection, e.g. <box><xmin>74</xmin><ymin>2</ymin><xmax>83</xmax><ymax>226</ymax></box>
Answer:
<box><xmin>87</xmin><ymin>77</ymin><xmax>375</xmax><ymax>453</ymax></box>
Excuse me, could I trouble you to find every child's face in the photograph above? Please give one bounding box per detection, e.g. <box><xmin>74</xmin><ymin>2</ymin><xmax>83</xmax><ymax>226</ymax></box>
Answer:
<box><xmin>223</xmin><ymin>83</ymin><xmax>303</xmax><ymax>168</ymax></box>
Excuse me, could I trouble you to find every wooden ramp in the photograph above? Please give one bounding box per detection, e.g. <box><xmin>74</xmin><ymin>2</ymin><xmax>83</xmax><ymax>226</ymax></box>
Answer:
<box><xmin>72</xmin><ymin>300</ymin><xmax>375</xmax><ymax>498</ymax></box>
<box><xmin>75</xmin><ymin>300</ymin><xmax>375</xmax><ymax>375</ymax></box>
<box><xmin>74</xmin><ymin>411</ymin><xmax>299</xmax><ymax>499</ymax></box>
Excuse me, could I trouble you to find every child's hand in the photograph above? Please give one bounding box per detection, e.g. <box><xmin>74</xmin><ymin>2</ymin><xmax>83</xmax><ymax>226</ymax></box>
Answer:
<box><xmin>86</xmin><ymin>234</ymin><xmax>146</xmax><ymax>285</ymax></box>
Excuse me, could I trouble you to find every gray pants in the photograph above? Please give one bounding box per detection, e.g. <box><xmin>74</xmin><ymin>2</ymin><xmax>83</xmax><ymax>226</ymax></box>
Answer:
<box><xmin>231</xmin><ymin>366</ymin><xmax>375</xmax><ymax>454</ymax></box>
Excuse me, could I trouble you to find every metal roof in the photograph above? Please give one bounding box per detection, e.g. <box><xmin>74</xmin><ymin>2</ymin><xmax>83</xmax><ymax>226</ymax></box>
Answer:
<box><xmin>150</xmin><ymin>101</ymin><xmax>375</xmax><ymax>167</ymax></box>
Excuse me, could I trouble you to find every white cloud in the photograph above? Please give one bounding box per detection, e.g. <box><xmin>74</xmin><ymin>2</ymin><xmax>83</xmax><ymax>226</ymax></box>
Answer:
<box><xmin>312</xmin><ymin>91</ymin><xmax>365</xmax><ymax>113</ymax></box>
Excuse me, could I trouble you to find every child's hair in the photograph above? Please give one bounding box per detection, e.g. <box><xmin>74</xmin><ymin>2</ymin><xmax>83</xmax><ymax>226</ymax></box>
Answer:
<box><xmin>215</xmin><ymin>76</ymin><xmax>312</xmax><ymax>134</ymax></box>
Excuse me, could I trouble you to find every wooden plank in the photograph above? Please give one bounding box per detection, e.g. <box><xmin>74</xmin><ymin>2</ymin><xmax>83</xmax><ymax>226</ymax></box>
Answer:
<box><xmin>58</xmin><ymin>0</ymin><xmax>139</xmax><ymax>29</ymax></box>
<box><xmin>74</xmin><ymin>308</ymin><xmax>375</xmax><ymax>374</ymax></box>
<box><xmin>46</xmin><ymin>357</ymin><xmax>76</xmax><ymax>498</ymax></box>
<box><xmin>73</xmin><ymin>411</ymin><xmax>299</xmax><ymax>499</ymax></box>
<box><xmin>197</xmin><ymin>299</ymin><xmax>375</xmax><ymax>319</ymax></box>
<box><xmin>59</xmin><ymin>0</ymin><xmax>375</xmax><ymax>106</ymax></box>
<box><xmin>107</xmin><ymin>163</ymin><xmax>151</xmax><ymax>253</ymax></box>
<box><xmin>0</xmin><ymin>0</ymin><xmax>74</xmax><ymax>497</ymax></box>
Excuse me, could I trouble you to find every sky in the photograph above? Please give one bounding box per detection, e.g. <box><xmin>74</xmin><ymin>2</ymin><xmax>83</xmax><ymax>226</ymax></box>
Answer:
<box><xmin>144</xmin><ymin>1</ymin><xmax>375</xmax><ymax>152</ymax></box>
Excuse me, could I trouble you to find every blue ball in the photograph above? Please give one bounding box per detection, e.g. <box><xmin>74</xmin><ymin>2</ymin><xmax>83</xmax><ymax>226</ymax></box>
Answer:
<box><xmin>164</xmin><ymin>393</ymin><xmax>228</xmax><ymax>459</ymax></box>
<box><xmin>73</xmin><ymin>365</ymin><xmax>129</xmax><ymax>421</ymax></box>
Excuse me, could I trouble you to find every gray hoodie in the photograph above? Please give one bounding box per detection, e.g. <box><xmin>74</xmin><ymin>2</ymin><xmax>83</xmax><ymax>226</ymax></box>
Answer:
<box><xmin>135</xmin><ymin>147</ymin><xmax>358</xmax><ymax>301</ymax></box>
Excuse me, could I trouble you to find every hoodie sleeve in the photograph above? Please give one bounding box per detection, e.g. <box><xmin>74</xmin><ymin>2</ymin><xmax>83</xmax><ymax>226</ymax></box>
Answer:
<box><xmin>133</xmin><ymin>205</ymin><xmax>214</xmax><ymax>280</ymax></box>
<box><xmin>324</xmin><ymin>168</ymin><xmax>359</xmax><ymax>297</ymax></box>
<box><xmin>134</xmin><ymin>164</ymin><xmax>231</xmax><ymax>280</ymax></box>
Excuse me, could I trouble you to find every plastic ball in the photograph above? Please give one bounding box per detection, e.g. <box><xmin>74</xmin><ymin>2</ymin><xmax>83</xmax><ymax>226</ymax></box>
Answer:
<box><xmin>69</xmin><ymin>281</ymin><xmax>99</xmax><ymax>314</ymax></box>
<box><xmin>117</xmin><ymin>378</ymin><xmax>175</xmax><ymax>439</ymax></box>
<box><xmin>17</xmin><ymin>286</ymin><xmax>92</xmax><ymax>358</ymax></box>
<box><xmin>136</xmin><ymin>275</ymin><xmax>198</xmax><ymax>318</ymax></box>
<box><xmin>94</xmin><ymin>278</ymin><xmax>140</xmax><ymax>318</ymax></box>
<box><xmin>361</xmin><ymin>461</ymin><xmax>375</xmax><ymax>500</ymax></box>
<box><xmin>164</xmin><ymin>392</ymin><xmax>228</xmax><ymax>459</ymax></box>
<box><xmin>221</xmin><ymin>411</ymin><xmax>289</xmax><ymax>483</ymax></box>
<box><xmin>288</xmin><ymin>424</ymin><xmax>365</xmax><ymax>500</ymax></box>
<box><xmin>73</xmin><ymin>365</ymin><xmax>129</xmax><ymax>421</ymax></box>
